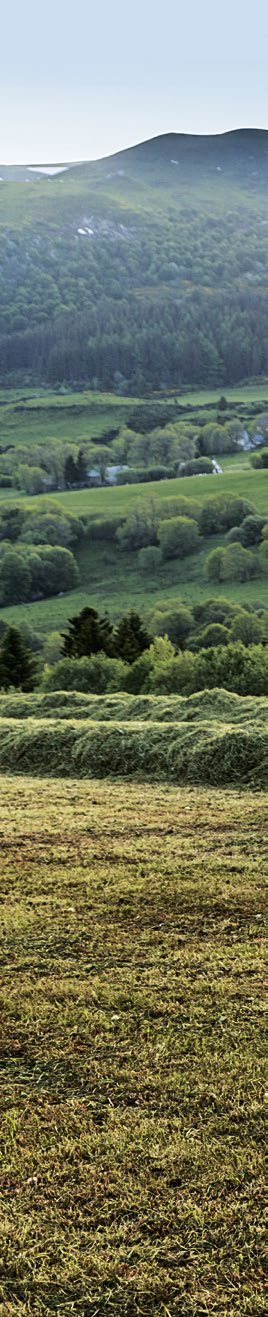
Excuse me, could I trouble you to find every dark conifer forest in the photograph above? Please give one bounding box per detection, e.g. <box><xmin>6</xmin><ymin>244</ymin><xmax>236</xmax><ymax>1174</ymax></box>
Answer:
<box><xmin>1</xmin><ymin>129</ymin><xmax>268</xmax><ymax>391</ymax></box>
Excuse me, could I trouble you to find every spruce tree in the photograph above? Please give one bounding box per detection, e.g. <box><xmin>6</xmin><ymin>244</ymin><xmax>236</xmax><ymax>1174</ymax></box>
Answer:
<box><xmin>0</xmin><ymin>627</ymin><xmax>37</xmax><ymax>690</ymax></box>
<box><xmin>114</xmin><ymin>611</ymin><xmax>150</xmax><ymax>664</ymax></box>
<box><xmin>64</xmin><ymin>454</ymin><xmax>77</xmax><ymax>488</ymax></box>
<box><xmin>76</xmin><ymin>449</ymin><xmax>88</xmax><ymax>486</ymax></box>
<box><xmin>62</xmin><ymin>607</ymin><xmax>113</xmax><ymax>658</ymax></box>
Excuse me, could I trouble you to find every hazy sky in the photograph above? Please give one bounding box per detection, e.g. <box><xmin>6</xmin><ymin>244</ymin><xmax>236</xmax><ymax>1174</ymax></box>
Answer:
<box><xmin>1</xmin><ymin>0</ymin><xmax>267</xmax><ymax>162</ymax></box>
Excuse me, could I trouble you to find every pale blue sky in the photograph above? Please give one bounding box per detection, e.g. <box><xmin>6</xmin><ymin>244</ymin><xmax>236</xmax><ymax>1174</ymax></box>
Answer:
<box><xmin>1</xmin><ymin>0</ymin><xmax>267</xmax><ymax>162</ymax></box>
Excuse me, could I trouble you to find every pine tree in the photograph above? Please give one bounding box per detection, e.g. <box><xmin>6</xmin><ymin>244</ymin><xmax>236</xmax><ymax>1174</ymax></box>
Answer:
<box><xmin>76</xmin><ymin>449</ymin><xmax>88</xmax><ymax>486</ymax></box>
<box><xmin>64</xmin><ymin>454</ymin><xmax>77</xmax><ymax>488</ymax></box>
<box><xmin>0</xmin><ymin>627</ymin><xmax>37</xmax><ymax>690</ymax></box>
<box><xmin>62</xmin><ymin>607</ymin><xmax>113</xmax><ymax>658</ymax></box>
<box><xmin>113</xmin><ymin>611</ymin><xmax>150</xmax><ymax>664</ymax></box>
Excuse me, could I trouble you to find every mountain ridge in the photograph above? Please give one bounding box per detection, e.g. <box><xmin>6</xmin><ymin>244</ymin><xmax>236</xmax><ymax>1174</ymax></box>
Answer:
<box><xmin>1</xmin><ymin>127</ymin><xmax>268</xmax><ymax>181</ymax></box>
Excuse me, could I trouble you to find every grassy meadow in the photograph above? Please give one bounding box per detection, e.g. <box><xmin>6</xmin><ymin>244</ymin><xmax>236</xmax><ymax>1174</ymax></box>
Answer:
<box><xmin>0</xmin><ymin>432</ymin><xmax>267</xmax><ymax>632</ymax></box>
<box><xmin>0</xmin><ymin>774</ymin><xmax>266</xmax><ymax>1315</ymax></box>
<box><xmin>1</xmin><ymin>383</ymin><xmax>268</xmax><ymax>455</ymax></box>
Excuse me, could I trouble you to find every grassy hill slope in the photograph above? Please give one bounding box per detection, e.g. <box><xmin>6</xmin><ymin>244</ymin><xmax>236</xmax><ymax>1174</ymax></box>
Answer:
<box><xmin>1</xmin><ymin>460</ymin><xmax>267</xmax><ymax>632</ymax></box>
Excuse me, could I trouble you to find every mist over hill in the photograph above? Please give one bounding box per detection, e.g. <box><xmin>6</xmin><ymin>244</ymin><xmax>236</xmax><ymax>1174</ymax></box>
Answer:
<box><xmin>0</xmin><ymin>130</ymin><xmax>268</xmax><ymax>391</ymax></box>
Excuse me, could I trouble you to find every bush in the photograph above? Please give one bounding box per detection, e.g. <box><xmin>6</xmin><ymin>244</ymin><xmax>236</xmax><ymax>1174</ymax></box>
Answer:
<box><xmin>126</xmin><ymin>641</ymin><xmax>268</xmax><ymax>697</ymax></box>
<box><xmin>85</xmin><ymin>515</ymin><xmax>125</xmax><ymax>542</ymax></box>
<box><xmin>156</xmin><ymin>495</ymin><xmax>201</xmax><ymax>523</ymax></box>
<box><xmin>116</xmin><ymin>503</ymin><xmax>158</xmax><ymax>551</ymax></box>
<box><xmin>194</xmin><ymin>643</ymin><xmax>268</xmax><ymax>696</ymax></box>
<box><xmin>192</xmin><ymin>624</ymin><xmax>230</xmax><ymax>649</ymax></box>
<box><xmin>199</xmin><ymin>496</ymin><xmax>255</xmax><ymax>536</ymax></box>
<box><xmin>22</xmin><ymin>510</ymin><xmax>82</xmax><ymax>547</ymax></box>
<box><xmin>251</xmin><ymin>447</ymin><xmax>268</xmax><ymax>469</ymax></box>
<box><xmin>206</xmin><ymin>548</ymin><xmax>225</xmax><ymax>582</ymax></box>
<box><xmin>206</xmin><ymin>543</ymin><xmax>259</xmax><ymax>583</ymax></box>
<box><xmin>159</xmin><ymin>516</ymin><xmax>200</xmax><ymax>560</ymax></box>
<box><xmin>230</xmin><ymin>612</ymin><xmax>265</xmax><ymax>646</ymax></box>
<box><xmin>150</xmin><ymin>605</ymin><xmax>193</xmax><ymax>647</ymax></box>
<box><xmin>179</xmin><ymin>457</ymin><xmax>214</xmax><ymax>476</ymax></box>
<box><xmin>260</xmin><ymin>540</ymin><xmax>268</xmax><ymax>570</ymax></box>
<box><xmin>42</xmin><ymin>654</ymin><xmax>128</xmax><ymax>693</ymax></box>
<box><xmin>239</xmin><ymin>515</ymin><xmax>267</xmax><ymax>547</ymax></box>
<box><xmin>34</xmin><ymin>545</ymin><xmax>79</xmax><ymax>595</ymax></box>
<box><xmin>221</xmin><ymin>543</ymin><xmax>258</xmax><ymax>582</ymax></box>
<box><xmin>0</xmin><ymin>550</ymin><xmax>32</xmax><ymax>604</ymax></box>
<box><xmin>138</xmin><ymin>546</ymin><xmax>162</xmax><ymax>574</ymax></box>
<box><xmin>193</xmin><ymin>598</ymin><xmax>243</xmax><ymax>627</ymax></box>
<box><xmin>117</xmin><ymin>465</ymin><xmax>176</xmax><ymax>484</ymax></box>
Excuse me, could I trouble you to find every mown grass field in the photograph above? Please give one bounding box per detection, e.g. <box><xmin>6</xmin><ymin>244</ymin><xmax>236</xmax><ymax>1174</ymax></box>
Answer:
<box><xmin>0</xmin><ymin>775</ymin><xmax>266</xmax><ymax>1315</ymax></box>
<box><xmin>0</xmin><ymin>689</ymin><xmax>267</xmax><ymax>786</ymax></box>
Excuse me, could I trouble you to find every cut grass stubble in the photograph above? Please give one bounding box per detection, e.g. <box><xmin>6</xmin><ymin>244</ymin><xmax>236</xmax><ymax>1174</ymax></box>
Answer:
<box><xmin>0</xmin><ymin>776</ymin><xmax>266</xmax><ymax>1315</ymax></box>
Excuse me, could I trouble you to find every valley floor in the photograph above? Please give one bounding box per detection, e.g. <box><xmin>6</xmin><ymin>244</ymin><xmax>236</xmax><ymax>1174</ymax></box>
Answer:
<box><xmin>0</xmin><ymin>776</ymin><xmax>266</xmax><ymax>1315</ymax></box>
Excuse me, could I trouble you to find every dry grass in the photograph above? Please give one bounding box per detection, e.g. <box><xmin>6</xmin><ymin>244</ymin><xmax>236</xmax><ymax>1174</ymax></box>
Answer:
<box><xmin>0</xmin><ymin>776</ymin><xmax>266</xmax><ymax>1315</ymax></box>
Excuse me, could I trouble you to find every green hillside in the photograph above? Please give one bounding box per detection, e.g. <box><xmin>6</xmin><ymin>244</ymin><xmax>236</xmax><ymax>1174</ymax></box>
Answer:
<box><xmin>1</xmin><ymin>130</ymin><xmax>268</xmax><ymax>390</ymax></box>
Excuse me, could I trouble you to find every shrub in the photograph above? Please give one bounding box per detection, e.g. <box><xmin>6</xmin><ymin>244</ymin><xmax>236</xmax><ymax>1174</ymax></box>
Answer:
<box><xmin>117</xmin><ymin>465</ymin><xmax>175</xmax><ymax>484</ymax></box>
<box><xmin>0</xmin><ymin>550</ymin><xmax>32</xmax><ymax>604</ymax></box>
<box><xmin>193</xmin><ymin>598</ymin><xmax>243</xmax><ymax>627</ymax></box>
<box><xmin>238</xmin><ymin>516</ymin><xmax>267</xmax><ymax>547</ymax></box>
<box><xmin>206</xmin><ymin>548</ymin><xmax>224</xmax><ymax>582</ymax></box>
<box><xmin>42</xmin><ymin>654</ymin><xmax>127</xmax><ymax>693</ymax></box>
<box><xmin>0</xmin><ymin>505</ymin><xmax>26</xmax><ymax>542</ymax></box>
<box><xmin>221</xmin><ymin>543</ymin><xmax>258</xmax><ymax>582</ymax></box>
<box><xmin>251</xmin><ymin>447</ymin><xmax>268</xmax><ymax>469</ymax></box>
<box><xmin>260</xmin><ymin>540</ymin><xmax>268</xmax><ymax>570</ymax></box>
<box><xmin>194</xmin><ymin>643</ymin><xmax>268</xmax><ymax>696</ymax></box>
<box><xmin>35</xmin><ymin>546</ymin><xmax>79</xmax><ymax>594</ymax></box>
<box><xmin>138</xmin><ymin>546</ymin><xmax>162</xmax><ymax>574</ymax></box>
<box><xmin>179</xmin><ymin>457</ymin><xmax>214</xmax><ymax>475</ymax></box>
<box><xmin>192</xmin><ymin>624</ymin><xmax>230</xmax><ymax>649</ymax></box>
<box><xmin>159</xmin><ymin>516</ymin><xmax>200</xmax><ymax>560</ymax></box>
<box><xmin>225</xmin><ymin>525</ymin><xmax>244</xmax><ymax>544</ymax></box>
<box><xmin>199</xmin><ymin>496</ymin><xmax>255</xmax><ymax>536</ymax></box>
<box><xmin>230</xmin><ymin>612</ymin><xmax>265</xmax><ymax>646</ymax></box>
<box><xmin>119</xmin><ymin>651</ymin><xmax>153</xmax><ymax>694</ymax></box>
<box><xmin>156</xmin><ymin>495</ymin><xmax>201</xmax><ymax>523</ymax></box>
<box><xmin>150</xmin><ymin>605</ymin><xmax>193</xmax><ymax>647</ymax></box>
<box><xmin>22</xmin><ymin>511</ymin><xmax>81</xmax><ymax>548</ymax></box>
<box><xmin>116</xmin><ymin>503</ymin><xmax>158</xmax><ymax>551</ymax></box>
<box><xmin>85</xmin><ymin>515</ymin><xmax>125</xmax><ymax>543</ymax></box>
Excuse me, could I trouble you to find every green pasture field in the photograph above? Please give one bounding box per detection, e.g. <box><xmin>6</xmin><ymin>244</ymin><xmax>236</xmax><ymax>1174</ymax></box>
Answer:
<box><xmin>0</xmin><ymin>382</ymin><xmax>268</xmax><ymax>451</ymax></box>
<box><xmin>0</xmin><ymin>465</ymin><xmax>267</xmax><ymax>634</ymax></box>
<box><xmin>0</xmin><ymin>391</ymin><xmax>267</xmax><ymax>633</ymax></box>
<box><xmin>0</xmin><ymin>463</ymin><xmax>265</xmax><ymax>514</ymax></box>
<box><xmin>1</xmin><ymin>541</ymin><xmax>268</xmax><ymax>634</ymax></box>
<box><xmin>0</xmin><ymin>774</ymin><xmax>265</xmax><ymax>1314</ymax></box>
<box><xmin>0</xmin><ymin>390</ymin><xmax>134</xmax><ymax>450</ymax></box>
